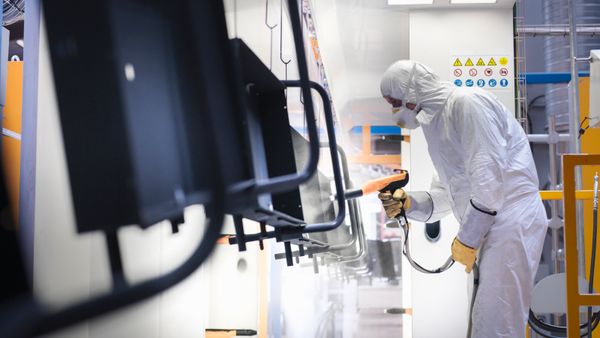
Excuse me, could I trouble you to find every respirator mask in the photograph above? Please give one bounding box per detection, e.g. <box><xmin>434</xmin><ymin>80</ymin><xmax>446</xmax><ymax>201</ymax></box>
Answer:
<box><xmin>392</xmin><ymin>104</ymin><xmax>421</xmax><ymax>129</ymax></box>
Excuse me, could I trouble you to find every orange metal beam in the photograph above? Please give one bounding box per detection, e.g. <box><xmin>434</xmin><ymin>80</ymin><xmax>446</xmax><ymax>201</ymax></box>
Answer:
<box><xmin>540</xmin><ymin>190</ymin><xmax>594</xmax><ymax>200</ymax></box>
<box><xmin>563</xmin><ymin>154</ymin><xmax>600</xmax><ymax>337</ymax></box>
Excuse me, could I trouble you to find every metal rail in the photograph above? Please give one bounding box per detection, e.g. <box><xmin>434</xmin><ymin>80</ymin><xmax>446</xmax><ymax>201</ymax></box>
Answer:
<box><xmin>518</xmin><ymin>24</ymin><xmax>600</xmax><ymax>37</ymax></box>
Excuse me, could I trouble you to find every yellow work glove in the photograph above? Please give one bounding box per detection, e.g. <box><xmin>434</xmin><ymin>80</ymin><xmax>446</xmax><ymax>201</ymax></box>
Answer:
<box><xmin>451</xmin><ymin>237</ymin><xmax>476</xmax><ymax>273</ymax></box>
<box><xmin>378</xmin><ymin>189</ymin><xmax>411</xmax><ymax>219</ymax></box>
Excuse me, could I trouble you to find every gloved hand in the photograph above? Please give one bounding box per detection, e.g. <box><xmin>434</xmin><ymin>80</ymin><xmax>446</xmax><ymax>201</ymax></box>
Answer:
<box><xmin>451</xmin><ymin>237</ymin><xmax>476</xmax><ymax>273</ymax></box>
<box><xmin>378</xmin><ymin>189</ymin><xmax>411</xmax><ymax>218</ymax></box>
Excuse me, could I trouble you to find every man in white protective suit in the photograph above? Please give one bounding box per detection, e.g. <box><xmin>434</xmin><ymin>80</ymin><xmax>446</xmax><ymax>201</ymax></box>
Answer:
<box><xmin>378</xmin><ymin>60</ymin><xmax>548</xmax><ymax>337</ymax></box>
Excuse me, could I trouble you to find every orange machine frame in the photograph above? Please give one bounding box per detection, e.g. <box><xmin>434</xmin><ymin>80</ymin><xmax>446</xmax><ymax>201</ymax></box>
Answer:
<box><xmin>563</xmin><ymin>154</ymin><xmax>600</xmax><ymax>337</ymax></box>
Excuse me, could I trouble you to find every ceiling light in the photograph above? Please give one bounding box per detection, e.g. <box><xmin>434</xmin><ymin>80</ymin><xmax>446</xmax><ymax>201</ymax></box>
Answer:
<box><xmin>388</xmin><ymin>0</ymin><xmax>434</xmax><ymax>5</ymax></box>
<box><xmin>451</xmin><ymin>0</ymin><xmax>497</xmax><ymax>3</ymax></box>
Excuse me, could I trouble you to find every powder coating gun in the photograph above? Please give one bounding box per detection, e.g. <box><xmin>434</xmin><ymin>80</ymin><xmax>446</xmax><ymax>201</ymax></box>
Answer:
<box><xmin>332</xmin><ymin>170</ymin><xmax>410</xmax><ymax>201</ymax></box>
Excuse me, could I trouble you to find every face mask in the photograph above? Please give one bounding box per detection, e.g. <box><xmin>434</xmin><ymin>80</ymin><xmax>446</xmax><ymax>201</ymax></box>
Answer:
<box><xmin>393</xmin><ymin>105</ymin><xmax>420</xmax><ymax>129</ymax></box>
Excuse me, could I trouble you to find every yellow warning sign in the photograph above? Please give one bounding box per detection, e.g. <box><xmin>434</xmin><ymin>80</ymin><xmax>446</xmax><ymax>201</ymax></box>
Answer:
<box><xmin>488</xmin><ymin>57</ymin><xmax>497</xmax><ymax>66</ymax></box>
<box><xmin>453</xmin><ymin>58</ymin><xmax>463</xmax><ymax>67</ymax></box>
<box><xmin>499</xmin><ymin>57</ymin><xmax>509</xmax><ymax>66</ymax></box>
<box><xmin>465</xmin><ymin>58</ymin><xmax>474</xmax><ymax>67</ymax></box>
<box><xmin>476</xmin><ymin>58</ymin><xmax>486</xmax><ymax>66</ymax></box>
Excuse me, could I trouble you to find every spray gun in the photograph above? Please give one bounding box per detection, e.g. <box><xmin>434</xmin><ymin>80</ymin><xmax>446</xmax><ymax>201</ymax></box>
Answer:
<box><xmin>331</xmin><ymin>170</ymin><xmax>409</xmax><ymax>201</ymax></box>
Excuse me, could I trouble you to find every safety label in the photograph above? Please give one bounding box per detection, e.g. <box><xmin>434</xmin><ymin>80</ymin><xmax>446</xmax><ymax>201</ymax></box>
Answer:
<box><xmin>450</xmin><ymin>55</ymin><xmax>512</xmax><ymax>90</ymax></box>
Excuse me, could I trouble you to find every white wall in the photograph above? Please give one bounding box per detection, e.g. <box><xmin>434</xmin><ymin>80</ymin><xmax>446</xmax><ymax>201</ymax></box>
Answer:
<box><xmin>408</xmin><ymin>8</ymin><xmax>516</xmax><ymax>338</ymax></box>
<box><xmin>33</xmin><ymin>16</ymin><xmax>209</xmax><ymax>338</ymax></box>
<box><xmin>312</xmin><ymin>1</ymin><xmax>410</xmax><ymax>134</ymax></box>
<box><xmin>204</xmin><ymin>219</ymin><xmax>263</xmax><ymax>333</ymax></box>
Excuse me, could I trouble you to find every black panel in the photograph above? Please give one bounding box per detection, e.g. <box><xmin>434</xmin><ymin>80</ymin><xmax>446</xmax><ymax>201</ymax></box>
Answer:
<box><xmin>229</xmin><ymin>39</ymin><xmax>337</xmax><ymax>230</ymax></box>
<box><xmin>230</xmin><ymin>38</ymin><xmax>304</xmax><ymax>226</ymax></box>
<box><xmin>44</xmin><ymin>0</ymin><xmax>245</xmax><ymax>232</ymax></box>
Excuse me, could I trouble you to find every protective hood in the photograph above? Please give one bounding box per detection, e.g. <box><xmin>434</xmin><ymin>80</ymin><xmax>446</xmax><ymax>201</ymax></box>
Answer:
<box><xmin>380</xmin><ymin>60</ymin><xmax>454</xmax><ymax>125</ymax></box>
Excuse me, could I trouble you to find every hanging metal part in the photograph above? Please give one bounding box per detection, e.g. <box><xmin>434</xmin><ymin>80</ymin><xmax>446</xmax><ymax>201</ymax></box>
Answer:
<box><xmin>264</xmin><ymin>0</ymin><xmax>278</xmax><ymax>70</ymax></box>
<box><xmin>518</xmin><ymin>24</ymin><xmax>600</xmax><ymax>37</ymax></box>
<box><xmin>233</xmin><ymin>0</ymin><xmax>238</xmax><ymax>38</ymax></box>
<box><xmin>279</xmin><ymin>0</ymin><xmax>292</xmax><ymax>80</ymax></box>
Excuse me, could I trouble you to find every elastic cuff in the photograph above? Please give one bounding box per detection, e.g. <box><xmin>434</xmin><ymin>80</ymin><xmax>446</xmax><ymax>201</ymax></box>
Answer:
<box><xmin>457</xmin><ymin>200</ymin><xmax>496</xmax><ymax>249</ymax></box>
<box><xmin>470</xmin><ymin>200</ymin><xmax>497</xmax><ymax>216</ymax></box>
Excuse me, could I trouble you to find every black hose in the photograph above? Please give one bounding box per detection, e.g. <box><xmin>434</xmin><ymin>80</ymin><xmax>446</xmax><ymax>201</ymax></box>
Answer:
<box><xmin>398</xmin><ymin>213</ymin><xmax>455</xmax><ymax>274</ymax></box>
<box><xmin>589</xmin><ymin>177</ymin><xmax>599</xmax><ymax>338</ymax></box>
<box><xmin>467</xmin><ymin>263</ymin><xmax>480</xmax><ymax>338</ymax></box>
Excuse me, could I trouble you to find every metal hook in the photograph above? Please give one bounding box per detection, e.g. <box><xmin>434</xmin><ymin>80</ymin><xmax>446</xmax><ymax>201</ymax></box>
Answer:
<box><xmin>233</xmin><ymin>0</ymin><xmax>238</xmax><ymax>38</ymax></box>
<box><xmin>265</xmin><ymin>0</ymin><xmax>278</xmax><ymax>70</ymax></box>
<box><xmin>279</xmin><ymin>0</ymin><xmax>292</xmax><ymax>80</ymax></box>
<box><xmin>265</xmin><ymin>0</ymin><xmax>278</xmax><ymax>29</ymax></box>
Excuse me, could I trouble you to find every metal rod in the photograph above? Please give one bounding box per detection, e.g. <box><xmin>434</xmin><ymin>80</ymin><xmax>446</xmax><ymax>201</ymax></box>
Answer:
<box><xmin>527</xmin><ymin>133</ymin><xmax>570</xmax><ymax>143</ymax></box>
<box><xmin>567</xmin><ymin>0</ymin><xmax>586</xmax><ymax>278</ymax></box>
<box><xmin>548</xmin><ymin>116</ymin><xmax>561</xmax><ymax>275</ymax></box>
<box><xmin>264</xmin><ymin>0</ymin><xmax>278</xmax><ymax>70</ymax></box>
<box><xmin>282</xmin><ymin>80</ymin><xmax>346</xmax><ymax>233</ymax></box>
<box><xmin>517</xmin><ymin>25</ymin><xmax>600</xmax><ymax>37</ymax></box>
<box><xmin>279</xmin><ymin>0</ymin><xmax>291</xmax><ymax>80</ymax></box>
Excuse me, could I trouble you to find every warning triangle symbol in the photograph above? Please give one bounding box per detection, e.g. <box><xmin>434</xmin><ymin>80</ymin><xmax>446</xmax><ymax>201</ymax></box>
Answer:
<box><xmin>465</xmin><ymin>58</ymin><xmax>474</xmax><ymax>67</ymax></box>
<box><xmin>453</xmin><ymin>58</ymin><xmax>463</xmax><ymax>67</ymax></box>
<box><xmin>476</xmin><ymin>58</ymin><xmax>486</xmax><ymax>66</ymax></box>
<box><xmin>488</xmin><ymin>57</ymin><xmax>497</xmax><ymax>66</ymax></box>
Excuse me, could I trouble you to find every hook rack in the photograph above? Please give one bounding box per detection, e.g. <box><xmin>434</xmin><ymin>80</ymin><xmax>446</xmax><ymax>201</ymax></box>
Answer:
<box><xmin>279</xmin><ymin>0</ymin><xmax>292</xmax><ymax>80</ymax></box>
<box><xmin>265</xmin><ymin>0</ymin><xmax>278</xmax><ymax>70</ymax></box>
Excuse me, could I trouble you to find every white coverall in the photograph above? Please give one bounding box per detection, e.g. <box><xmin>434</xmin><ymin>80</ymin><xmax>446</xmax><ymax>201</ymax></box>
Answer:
<box><xmin>380</xmin><ymin>60</ymin><xmax>548</xmax><ymax>337</ymax></box>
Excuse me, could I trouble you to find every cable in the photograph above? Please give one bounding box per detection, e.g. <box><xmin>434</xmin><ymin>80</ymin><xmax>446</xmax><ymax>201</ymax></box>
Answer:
<box><xmin>589</xmin><ymin>173</ymin><xmax>599</xmax><ymax>338</ymax></box>
<box><xmin>398</xmin><ymin>213</ymin><xmax>455</xmax><ymax>274</ymax></box>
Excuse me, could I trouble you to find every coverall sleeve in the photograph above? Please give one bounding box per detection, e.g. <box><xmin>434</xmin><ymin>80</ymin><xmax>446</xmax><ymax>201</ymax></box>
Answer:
<box><xmin>406</xmin><ymin>171</ymin><xmax>453</xmax><ymax>223</ymax></box>
<box><xmin>453</xmin><ymin>93</ymin><xmax>507</xmax><ymax>248</ymax></box>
